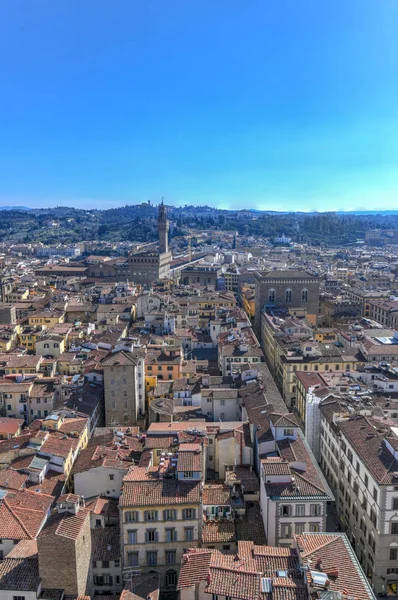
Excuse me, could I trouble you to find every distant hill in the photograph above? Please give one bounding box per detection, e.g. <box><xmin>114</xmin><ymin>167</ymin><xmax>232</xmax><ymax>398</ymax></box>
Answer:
<box><xmin>0</xmin><ymin>205</ymin><xmax>32</xmax><ymax>211</ymax></box>
<box><xmin>0</xmin><ymin>202</ymin><xmax>396</xmax><ymax>246</ymax></box>
<box><xmin>338</xmin><ymin>210</ymin><xmax>398</xmax><ymax>215</ymax></box>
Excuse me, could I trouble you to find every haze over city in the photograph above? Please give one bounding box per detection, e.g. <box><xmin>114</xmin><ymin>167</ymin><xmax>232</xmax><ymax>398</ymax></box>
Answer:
<box><xmin>2</xmin><ymin>4</ymin><xmax>398</xmax><ymax>598</ymax></box>
<box><xmin>1</xmin><ymin>0</ymin><xmax>398</xmax><ymax>211</ymax></box>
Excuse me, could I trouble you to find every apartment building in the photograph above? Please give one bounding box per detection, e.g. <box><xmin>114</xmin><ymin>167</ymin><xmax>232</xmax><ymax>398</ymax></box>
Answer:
<box><xmin>294</xmin><ymin>369</ymin><xmax>367</xmax><ymax>434</ymax></box>
<box><xmin>28</xmin><ymin>308</ymin><xmax>65</xmax><ymax>327</ymax></box>
<box><xmin>258</xmin><ymin>411</ymin><xmax>333</xmax><ymax>546</ymax></box>
<box><xmin>240</xmin><ymin>283</ymin><xmax>255</xmax><ymax>319</ymax></box>
<box><xmin>35</xmin><ymin>334</ymin><xmax>66</xmax><ymax>357</ymax></box>
<box><xmin>3</xmin><ymin>353</ymin><xmax>43</xmax><ymax>376</ymax></box>
<box><xmin>145</xmin><ymin>345</ymin><xmax>183</xmax><ymax>382</ymax></box>
<box><xmin>28</xmin><ymin>380</ymin><xmax>57</xmax><ymax>421</ymax></box>
<box><xmin>201</xmin><ymin>387</ymin><xmax>240</xmax><ymax>421</ymax></box>
<box><xmin>72</xmin><ymin>444</ymin><xmax>132</xmax><ymax>499</ymax></box>
<box><xmin>119</xmin><ymin>452</ymin><xmax>202</xmax><ymax>592</ymax></box>
<box><xmin>367</xmin><ymin>298</ymin><xmax>398</xmax><ymax>328</ymax></box>
<box><xmin>0</xmin><ymin>381</ymin><xmax>32</xmax><ymax>421</ymax></box>
<box><xmin>319</xmin><ymin>400</ymin><xmax>398</xmax><ymax>595</ymax></box>
<box><xmin>344</xmin><ymin>287</ymin><xmax>388</xmax><ymax>318</ymax></box>
<box><xmin>218</xmin><ymin>327</ymin><xmax>263</xmax><ymax>377</ymax></box>
<box><xmin>260</xmin><ymin>309</ymin><xmax>362</xmax><ymax>408</ymax></box>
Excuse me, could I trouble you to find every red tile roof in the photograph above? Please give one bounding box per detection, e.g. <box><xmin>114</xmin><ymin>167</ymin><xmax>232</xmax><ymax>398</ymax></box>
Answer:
<box><xmin>202</xmin><ymin>520</ymin><xmax>236</xmax><ymax>544</ymax></box>
<box><xmin>120</xmin><ymin>474</ymin><xmax>201</xmax><ymax>507</ymax></box>
<box><xmin>71</xmin><ymin>445</ymin><xmax>131</xmax><ymax>475</ymax></box>
<box><xmin>0</xmin><ymin>417</ymin><xmax>24</xmax><ymax>435</ymax></box>
<box><xmin>177</xmin><ymin>448</ymin><xmax>203</xmax><ymax>472</ymax></box>
<box><xmin>0</xmin><ymin>489</ymin><xmax>52</xmax><ymax>541</ymax></box>
<box><xmin>0</xmin><ymin>468</ymin><xmax>28</xmax><ymax>490</ymax></box>
<box><xmin>39</xmin><ymin>507</ymin><xmax>90</xmax><ymax>541</ymax></box>
<box><xmin>178</xmin><ymin>542</ymin><xmax>307</xmax><ymax>599</ymax></box>
<box><xmin>296</xmin><ymin>533</ymin><xmax>375</xmax><ymax>600</ymax></box>
<box><xmin>203</xmin><ymin>483</ymin><xmax>231</xmax><ymax>506</ymax></box>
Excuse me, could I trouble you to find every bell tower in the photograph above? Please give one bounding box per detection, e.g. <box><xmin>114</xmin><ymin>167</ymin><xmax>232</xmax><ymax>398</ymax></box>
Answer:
<box><xmin>158</xmin><ymin>198</ymin><xmax>169</xmax><ymax>254</ymax></box>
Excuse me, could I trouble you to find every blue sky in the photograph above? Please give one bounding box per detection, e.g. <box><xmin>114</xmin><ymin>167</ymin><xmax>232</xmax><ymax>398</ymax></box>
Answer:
<box><xmin>1</xmin><ymin>0</ymin><xmax>398</xmax><ymax>211</ymax></box>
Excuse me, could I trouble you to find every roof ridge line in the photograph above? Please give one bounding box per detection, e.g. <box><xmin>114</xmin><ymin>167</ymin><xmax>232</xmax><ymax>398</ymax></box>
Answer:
<box><xmin>3</xmin><ymin>499</ymin><xmax>33</xmax><ymax>539</ymax></box>
<box><xmin>301</xmin><ymin>534</ymin><xmax>340</xmax><ymax>558</ymax></box>
<box><xmin>294</xmin><ymin>472</ymin><xmax>327</xmax><ymax>494</ymax></box>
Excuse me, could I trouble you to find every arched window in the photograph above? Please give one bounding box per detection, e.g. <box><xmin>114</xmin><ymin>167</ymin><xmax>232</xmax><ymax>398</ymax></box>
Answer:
<box><xmin>285</xmin><ymin>289</ymin><xmax>292</xmax><ymax>303</ymax></box>
<box><xmin>301</xmin><ymin>288</ymin><xmax>308</xmax><ymax>302</ymax></box>
<box><xmin>268</xmin><ymin>289</ymin><xmax>275</xmax><ymax>303</ymax></box>
<box><xmin>165</xmin><ymin>570</ymin><xmax>178</xmax><ymax>588</ymax></box>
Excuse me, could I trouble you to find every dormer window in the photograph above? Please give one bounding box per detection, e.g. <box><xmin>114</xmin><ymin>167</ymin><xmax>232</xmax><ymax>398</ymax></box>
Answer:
<box><xmin>284</xmin><ymin>428</ymin><xmax>295</xmax><ymax>437</ymax></box>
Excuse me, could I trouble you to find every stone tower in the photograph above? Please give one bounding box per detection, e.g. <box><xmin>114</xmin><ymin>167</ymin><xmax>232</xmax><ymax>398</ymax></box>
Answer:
<box><xmin>158</xmin><ymin>198</ymin><xmax>169</xmax><ymax>254</ymax></box>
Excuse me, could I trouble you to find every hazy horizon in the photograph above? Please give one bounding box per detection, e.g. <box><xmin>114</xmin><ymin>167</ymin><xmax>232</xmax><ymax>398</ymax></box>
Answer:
<box><xmin>1</xmin><ymin>0</ymin><xmax>398</xmax><ymax>211</ymax></box>
<box><xmin>2</xmin><ymin>201</ymin><xmax>398</xmax><ymax>214</ymax></box>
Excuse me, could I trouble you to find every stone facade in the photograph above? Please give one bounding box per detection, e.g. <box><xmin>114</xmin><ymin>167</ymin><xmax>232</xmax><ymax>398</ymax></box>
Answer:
<box><xmin>38</xmin><ymin>508</ymin><xmax>92</xmax><ymax>597</ymax></box>
<box><xmin>127</xmin><ymin>203</ymin><xmax>171</xmax><ymax>287</ymax></box>
<box><xmin>254</xmin><ymin>270</ymin><xmax>320</xmax><ymax>334</ymax></box>
<box><xmin>102</xmin><ymin>351</ymin><xmax>138</xmax><ymax>427</ymax></box>
<box><xmin>180</xmin><ymin>266</ymin><xmax>221</xmax><ymax>288</ymax></box>
<box><xmin>128</xmin><ymin>251</ymin><xmax>171</xmax><ymax>288</ymax></box>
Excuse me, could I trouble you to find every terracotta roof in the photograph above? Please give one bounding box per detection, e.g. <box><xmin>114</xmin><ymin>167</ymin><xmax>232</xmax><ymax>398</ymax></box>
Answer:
<box><xmin>261</xmin><ymin>458</ymin><xmax>291</xmax><ymax>476</ymax></box>
<box><xmin>296</xmin><ymin>533</ymin><xmax>375</xmax><ymax>600</ymax></box>
<box><xmin>276</xmin><ymin>433</ymin><xmax>333</xmax><ymax>498</ymax></box>
<box><xmin>144</xmin><ymin>435</ymin><xmax>175</xmax><ymax>450</ymax></box>
<box><xmin>85</xmin><ymin>496</ymin><xmax>119</xmax><ymax>519</ymax></box>
<box><xmin>120</xmin><ymin>477</ymin><xmax>201</xmax><ymax>507</ymax></box>
<box><xmin>40</xmin><ymin>433</ymin><xmax>78</xmax><ymax>459</ymax></box>
<box><xmin>147</xmin><ymin>421</ymin><xmax>206</xmax><ymax>433</ymax></box>
<box><xmin>121</xmin><ymin>573</ymin><xmax>160</xmax><ymax>600</ymax></box>
<box><xmin>0</xmin><ymin>468</ymin><xmax>28</xmax><ymax>490</ymax></box>
<box><xmin>29</xmin><ymin>382</ymin><xmax>56</xmax><ymax>398</ymax></box>
<box><xmin>91</xmin><ymin>525</ymin><xmax>120</xmax><ymax>561</ymax></box>
<box><xmin>177</xmin><ymin>550</ymin><xmax>212</xmax><ymax>589</ymax></box>
<box><xmin>177</xmin><ymin>448</ymin><xmax>203</xmax><ymax>472</ymax></box>
<box><xmin>58</xmin><ymin>416</ymin><xmax>88</xmax><ymax>435</ymax></box>
<box><xmin>202</xmin><ymin>520</ymin><xmax>236</xmax><ymax>544</ymax></box>
<box><xmin>178</xmin><ymin>542</ymin><xmax>306</xmax><ymax>599</ymax></box>
<box><xmin>39</xmin><ymin>507</ymin><xmax>90</xmax><ymax>541</ymax></box>
<box><xmin>25</xmin><ymin>469</ymin><xmax>66</xmax><ymax>499</ymax></box>
<box><xmin>0</xmin><ymin>382</ymin><xmax>32</xmax><ymax>393</ymax></box>
<box><xmin>101</xmin><ymin>351</ymin><xmax>138</xmax><ymax>367</ymax></box>
<box><xmin>5</xmin><ymin>355</ymin><xmax>42</xmax><ymax>368</ymax></box>
<box><xmin>72</xmin><ymin>445</ymin><xmax>131</xmax><ymax>475</ymax></box>
<box><xmin>0</xmin><ymin>489</ymin><xmax>52</xmax><ymax>541</ymax></box>
<box><xmin>269</xmin><ymin>412</ymin><xmax>299</xmax><ymax>428</ymax></box>
<box><xmin>338</xmin><ymin>416</ymin><xmax>398</xmax><ymax>485</ymax></box>
<box><xmin>7</xmin><ymin>539</ymin><xmax>38</xmax><ymax>559</ymax></box>
<box><xmin>235</xmin><ymin>502</ymin><xmax>267</xmax><ymax>546</ymax></box>
<box><xmin>203</xmin><ymin>483</ymin><xmax>231</xmax><ymax>506</ymax></box>
<box><xmin>0</xmin><ymin>417</ymin><xmax>24</xmax><ymax>435</ymax></box>
<box><xmin>0</xmin><ymin>556</ymin><xmax>40</xmax><ymax>591</ymax></box>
